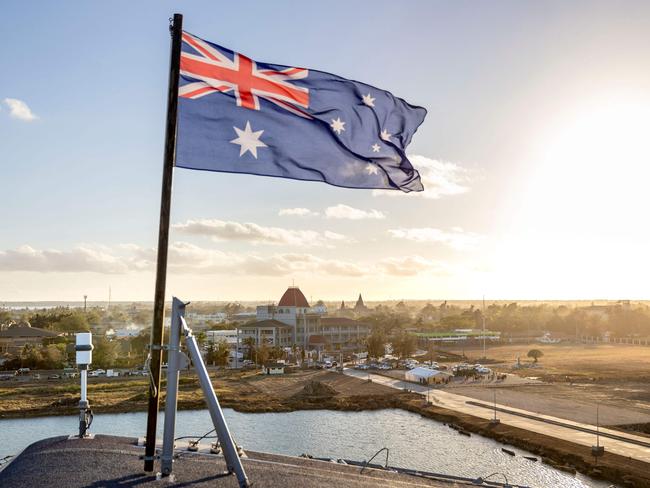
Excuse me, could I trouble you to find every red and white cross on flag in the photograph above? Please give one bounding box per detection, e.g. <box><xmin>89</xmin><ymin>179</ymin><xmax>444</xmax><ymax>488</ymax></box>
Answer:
<box><xmin>179</xmin><ymin>32</ymin><xmax>311</xmax><ymax>118</ymax></box>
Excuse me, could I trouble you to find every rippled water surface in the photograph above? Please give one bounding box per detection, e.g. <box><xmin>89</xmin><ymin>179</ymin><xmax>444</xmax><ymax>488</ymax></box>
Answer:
<box><xmin>0</xmin><ymin>409</ymin><xmax>607</xmax><ymax>487</ymax></box>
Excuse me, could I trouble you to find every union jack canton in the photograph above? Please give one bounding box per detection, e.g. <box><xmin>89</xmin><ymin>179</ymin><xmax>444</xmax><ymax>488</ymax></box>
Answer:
<box><xmin>175</xmin><ymin>31</ymin><xmax>426</xmax><ymax>192</ymax></box>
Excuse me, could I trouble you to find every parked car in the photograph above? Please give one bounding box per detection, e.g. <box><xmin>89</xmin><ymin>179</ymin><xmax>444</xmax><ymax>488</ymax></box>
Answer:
<box><xmin>48</xmin><ymin>374</ymin><xmax>60</xmax><ymax>380</ymax></box>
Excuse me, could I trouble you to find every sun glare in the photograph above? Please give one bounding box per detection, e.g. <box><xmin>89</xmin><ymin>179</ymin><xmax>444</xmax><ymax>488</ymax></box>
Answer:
<box><xmin>493</xmin><ymin>97</ymin><xmax>650</xmax><ymax>298</ymax></box>
<box><xmin>530</xmin><ymin>98</ymin><xmax>650</xmax><ymax>227</ymax></box>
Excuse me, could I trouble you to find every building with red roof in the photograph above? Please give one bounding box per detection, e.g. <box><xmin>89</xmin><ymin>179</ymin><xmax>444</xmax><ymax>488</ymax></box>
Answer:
<box><xmin>239</xmin><ymin>286</ymin><xmax>370</xmax><ymax>353</ymax></box>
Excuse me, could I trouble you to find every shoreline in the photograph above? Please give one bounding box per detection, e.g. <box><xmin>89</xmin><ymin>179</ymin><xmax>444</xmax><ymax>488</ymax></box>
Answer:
<box><xmin>2</xmin><ymin>371</ymin><xmax>650</xmax><ymax>487</ymax></box>
<box><xmin>2</xmin><ymin>394</ymin><xmax>650</xmax><ymax>487</ymax></box>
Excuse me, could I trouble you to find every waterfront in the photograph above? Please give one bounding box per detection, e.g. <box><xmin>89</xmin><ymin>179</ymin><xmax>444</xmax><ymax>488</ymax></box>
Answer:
<box><xmin>0</xmin><ymin>408</ymin><xmax>607</xmax><ymax>487</ymax></box>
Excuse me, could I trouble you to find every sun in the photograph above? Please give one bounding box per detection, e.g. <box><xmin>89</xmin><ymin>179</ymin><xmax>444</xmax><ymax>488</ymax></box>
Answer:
<box><xmin>491</xmin><ymin>96</ymin><xmax>650</xmax><ymax>298</ymax></box>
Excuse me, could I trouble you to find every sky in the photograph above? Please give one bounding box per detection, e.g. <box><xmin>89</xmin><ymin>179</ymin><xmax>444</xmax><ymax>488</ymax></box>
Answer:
<box><xmin>1</xmin><ymin>0</ymin><xmax>650</xmax><ymax>302</ymax></box>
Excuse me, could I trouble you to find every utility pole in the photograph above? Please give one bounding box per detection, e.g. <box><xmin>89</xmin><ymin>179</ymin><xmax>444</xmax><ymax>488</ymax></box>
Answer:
<box><xmin>482</xmin><ymin>295</ymin><xmax>486</xmax><ymax>360</ymax></box>
<box><xmin>592</xmin><ymin>403</ymin><xmax>605</xmax><ymax>463</ymax></box>
<box><xmin>490</xmin><ymin>389</ymin><xmax>500</xmax><ymax>425</ymax></box>
<box><xmin>83</xmin><ymin>295</ymin><xmax>87</xmax><ymax>313</ymax></box>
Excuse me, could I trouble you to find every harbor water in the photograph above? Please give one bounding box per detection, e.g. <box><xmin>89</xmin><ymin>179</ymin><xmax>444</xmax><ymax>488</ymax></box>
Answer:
<box><xmin>0</xmin><ymin>408</ymin><xmax>608</xmax><ymax>487</ymax></box>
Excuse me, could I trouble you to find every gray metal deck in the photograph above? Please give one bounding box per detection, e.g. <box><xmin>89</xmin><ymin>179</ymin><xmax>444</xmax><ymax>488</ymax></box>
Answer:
<box><xmin>0</xmin><ymin>435</ymin><xmax>462</xmax><ymax>487</ymax></box>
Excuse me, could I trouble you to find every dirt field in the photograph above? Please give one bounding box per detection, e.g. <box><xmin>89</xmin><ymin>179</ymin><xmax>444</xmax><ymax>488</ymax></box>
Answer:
<box><xmin>442</xmin><ymin>343</ymin><xmax>650</xmax><ymax>430</ymax></box>
<box><xmin>455</xmin><ymin>343</ymin><xmax>650</xmax><ymax>382</ymax></box>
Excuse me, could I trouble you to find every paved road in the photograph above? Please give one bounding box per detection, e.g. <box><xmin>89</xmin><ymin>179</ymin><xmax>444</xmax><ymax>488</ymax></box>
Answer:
<box><xmin>344</xmin><ymin>368</ymin><xmax>650</xmax><ymax>463</ymax></box>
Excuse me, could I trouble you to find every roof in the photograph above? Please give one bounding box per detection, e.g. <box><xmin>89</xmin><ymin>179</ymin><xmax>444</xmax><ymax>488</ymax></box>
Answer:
<box><xmin>264</xmin><ymin>362</ymin><xmax>286</xmax><ymax>368</ymax></box>
<box><xmin>0</xmin><ymin>435</ymin><xmax>450</xmax><ymax>487</ymax></box>
<box><xmin>406</xmin><ymin>367</ymin><xmax>451</xmax><ymax>378</ymax></box>
<box><xmin>0</xmin><ymin>325</ymin><xmax>60</xmax><ymax>338</ymax></box>
<box><xmin>278</xmin><ymin>286</ymin><xmax>310</xmax><ymax>308</ymax></box>
<box><xmin>239</xmin><ymin>319</ymin><xmax>292</xmax><ymax>329</ymax></box>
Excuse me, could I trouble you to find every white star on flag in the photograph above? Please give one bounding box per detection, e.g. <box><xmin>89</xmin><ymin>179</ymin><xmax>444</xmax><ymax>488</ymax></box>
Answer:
<box><xmin>362</xmin><ymin>93</ymin><xmax>375</xmax><ymax>107</ymax></box>
<box><xmin>365</xmin><ymin>163</ymin><xmax>379</xmax><ymax>175</ymax></box>
<box><xmin>380</xmin><ymin>129</ymin><xmax>392</xmax><ymax>141</ymax></box>
<box><xmin>230</xmin><ymin>121</ymin><xmax>267</xmax><ymax>159</ymax></box>
<box><xmin>371</xmin><ymin>143</ymin><xmax>381</xmax><ymax>153</ymax></box>
<box><xmin>330</xmin><ymin>117</ymin><xmax>346</xmax><ymax>135</ymax></box>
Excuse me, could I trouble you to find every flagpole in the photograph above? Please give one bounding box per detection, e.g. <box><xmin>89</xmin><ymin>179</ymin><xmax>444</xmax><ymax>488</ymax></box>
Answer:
<box><xmin>144</xmin><ymin>12</ymin><xmax>183</xmax><ymax>472</ymax></box>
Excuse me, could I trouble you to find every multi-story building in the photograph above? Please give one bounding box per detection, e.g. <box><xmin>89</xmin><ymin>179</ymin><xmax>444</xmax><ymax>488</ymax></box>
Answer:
<box><xmin>239</xmin><ymin>320</ymin><xmax>293</xmax><ymax>348</ymax></box>
<box><xmin>0</xmin><ymin>321</ymin><xmax>62</xmax><ymax>355</ymax></box>
<box><xmin>241</xmin><ymin>287</ymin><xmax>370</xmax><ymax>352</ymax></box>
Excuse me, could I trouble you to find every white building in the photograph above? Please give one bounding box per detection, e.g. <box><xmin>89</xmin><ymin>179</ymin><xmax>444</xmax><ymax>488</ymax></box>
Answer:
<box><xmin>187</xmin><ymin>312</ymin><xmax>227</xmax><ymax>326</ymax></box>
<box><xmin>206</xmin><ymin>329</ymin><xmax>239</xmax><ymax>345</ymax></box>
<box><xmin>263</xmin><ymin>363</ymin><xmax>285</xmax><ymax>375</ymax></box>
<box><xmin>239</xmin><ymin>320</ymin><xmax>293</xmax><ymax>348</ymax></box>
<box><xmin>405</xmin><ymin>367</ymin><xmax>452</xmax><ymax>385</ymax></box>
<box><xmin>107</xmin><ymin>324</ymin><xmax>143</xmax><ymax>338</ymax></box>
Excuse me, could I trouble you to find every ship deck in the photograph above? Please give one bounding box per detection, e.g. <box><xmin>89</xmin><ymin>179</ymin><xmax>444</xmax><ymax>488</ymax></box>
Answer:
<box><xmin>0</xmin><ymin>435</ymin><xmax>464</xmax><ymax>487</ymax></box>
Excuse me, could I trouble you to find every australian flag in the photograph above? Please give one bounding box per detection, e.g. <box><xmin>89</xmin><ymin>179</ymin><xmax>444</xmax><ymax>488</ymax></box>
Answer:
<box><xmin>175</xmin><ymin>31</ymin><xmax>427</xmax><ymax>192</ymax></box>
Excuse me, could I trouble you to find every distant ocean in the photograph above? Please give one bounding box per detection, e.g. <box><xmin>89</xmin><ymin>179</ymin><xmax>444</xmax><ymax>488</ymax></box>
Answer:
<box><xmin>1</xmin><ymin>301</ymin><xmax>123</xmax><ymax>310</ymax></box>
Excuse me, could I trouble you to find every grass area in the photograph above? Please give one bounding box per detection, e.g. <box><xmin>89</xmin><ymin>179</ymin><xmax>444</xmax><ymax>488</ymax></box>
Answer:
<box><xmin>0</xmin><ymin>369</ymin><xmax>399</xmax><ymax>418</ymax></box>
<box><xmin>416</xmin><ymin>330</ymin><xmax>499</xmax><ymax>338</ymax></box>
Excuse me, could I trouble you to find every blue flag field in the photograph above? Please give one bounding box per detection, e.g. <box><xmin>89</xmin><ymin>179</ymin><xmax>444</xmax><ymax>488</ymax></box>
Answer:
<box><xmin>175</xmin><ymin>31</ymin><xmax>427</xmax><ymax>192</ymax></box>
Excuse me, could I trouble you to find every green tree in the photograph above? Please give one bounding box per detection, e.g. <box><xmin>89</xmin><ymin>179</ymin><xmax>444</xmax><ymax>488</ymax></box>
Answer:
<box><xmin>527</xmin><ymin>349</ymin><xmax>544</xmax><ymax>363</ymax></box>
<box><xmin>53</xmin><ymin>312</ymin><xmax>90</xmax><ymax>333</ymax></box>
<box><xmin>392</xmin><ymin>332</ymin><xmax>417</xmax><ymax>359</ymax></box>
<box><xmin>94</xmin><ymin>337</ymin><xmax>118</xmax><ymax>368</ymax></box>
<box><xmin>29</xmin><ymin>309</ymin><xmax>70</xmax><ymax>330</ymax></box>
<box><xmin>196</xmin><ymin>331</ymin><xmax>207</xmax><ymax>348</ymax></box>
<box><xmin>257</xmin><ymin>342</ymin><xmax>270</xmax><ymax>366</ymax></box>
<box><xmin>40</xmin><ymin>344</ymin><xmax>66</xmax><ymax>369</ymax></box>
<box><xmin>129</xmin><ymin>331</ymin><xmax>150</xmax><ymax>362</ymax></box>
<box><xmin>366</xmin><ymin>331</ymin><xmax>386</xmax><ymax>359</ymax></box>
<box><xmin>213</xmin><ymin>340</ymin><xmax>230</xmax><ymax>368</ymax></box>
<box><xmin>0</xmin><ymin>310</ymin><xmax>12</xmax><ymax>325</ymax></box>
<box><xmin>20</xmin><ymin>343</ymin><xmax>41</xmax><ymax>368</ymax></box>
<box><xmin>269</xmin><ymin>346</ymin><xmax>284</xmax><ymax>360</ymax></box>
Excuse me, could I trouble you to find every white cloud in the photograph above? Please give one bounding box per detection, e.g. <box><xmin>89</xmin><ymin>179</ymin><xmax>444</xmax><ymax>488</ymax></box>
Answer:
<box><xmin>376</xmin><ymin>255</ymin><xmax>445</xmax><ymax>276</ymax></box>
<box><xmin>172</xmin><ymin>219</ymin><xmax>347</xmax><ymax>247</ymax></box>
<box><xmin>278</xmin><ymin>207</ymin><xmax>319</xmax><ymax>217</ymax></box>
<box><xmin>121</xmin><ymin>242</ymin><xmax>368</xmax><ymax>277</ymax></box>
<box><xmin>0</xmin><ymin>243</ymin><xmax>440</xmax><ymax>279</ymax></box>
<box><xmin>324</xmin><ymin>204</ymin><xmax>385</xmax><ymax>220</ymax></box>
<box><xmin>323</xmin><ymin>231</ymin><xmax>347</xmax><ymax>241</ymax></box>
<box><xmin>388</xmin><ymin>227</ymin><xmax>483</xmax><ymax>250</ymax></box>
<box><xmin>0</xmin><ymin>245</ymin><xmax>130</xmax><ymax>273</ymax></box>
<box><xmin>373</xmin><ymin>155</ymin><xmax>471</xmax><ymax>199</ymax></box>
<box><xmin>4</xmin><ymin>98</ymin><xmax>38</xmax><ymax>121</ymax></box>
